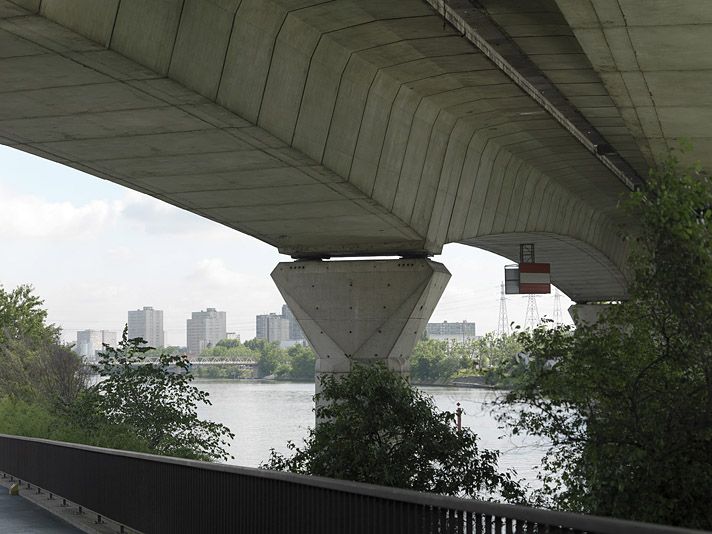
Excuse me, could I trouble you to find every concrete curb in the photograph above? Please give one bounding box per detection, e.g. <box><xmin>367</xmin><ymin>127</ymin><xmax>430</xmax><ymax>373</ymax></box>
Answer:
<box><xmin>0</xmin><ymin>476</ymin><xmax>141</xmax><ymax>534</ymax></box>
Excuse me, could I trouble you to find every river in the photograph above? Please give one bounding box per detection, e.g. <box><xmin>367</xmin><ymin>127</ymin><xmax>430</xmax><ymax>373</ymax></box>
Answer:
<box><xmin>194</xmin><ymin>380</ymin><xmax>546</xmax><ymax>484</ymax></box>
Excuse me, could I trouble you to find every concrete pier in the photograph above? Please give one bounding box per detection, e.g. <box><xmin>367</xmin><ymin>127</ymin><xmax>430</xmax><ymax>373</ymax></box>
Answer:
<box><xmin>272</xmin><ymin>259</ymin><xmax>450</xmax><ymax>392</ymax></box>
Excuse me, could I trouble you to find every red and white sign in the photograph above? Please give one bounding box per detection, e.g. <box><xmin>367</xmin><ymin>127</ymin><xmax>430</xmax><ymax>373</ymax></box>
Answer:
<box><xmin>519</xmin><ymin>263</ymin><xmax>551</xmax><ymax>294</ymax></box>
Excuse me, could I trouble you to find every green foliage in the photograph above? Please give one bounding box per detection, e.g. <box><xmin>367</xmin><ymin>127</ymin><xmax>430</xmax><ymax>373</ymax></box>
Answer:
<box><xmin>276</xmin><ymin>344</ymin><xmax>315</xmax><ymax>381</ymax></box>
<box><xmin>409</xmin><ymin>336</ymin><xmax>521</xmax><ymax>385</ymax></box>
<box><xmin>0</xmin><ymin>285</ymin><xmax>88</xmax><ymax>405</ymax></box>
<box><xmin>474</xmin><ymin>333</ymin><xmax>526</xmax><ymax>386</ymax></box>
<box><xmin>497</xmin><ymin>153</ymin><xmax>712</xmax><ymax>529</ymax></box>
<box><xmin>0</xmin><ymin>396</ymin><xmax>76</xmax><ymax>440</ymax></box>
<box><xmin>472</xmin><ymin>332</ymin><xmax>522</xmax><ymax>370</ymax></box>
<box><xmin>410</xmin><ymin>339</ymin><xmax>463</xmax><ymax>383</ymax></box>
<box><xmin>199</xmin><ymin>342</ymin><xmax>256</xmax><ymax>360</ymax></box>
<box><xmin>0</xmin><ymin>396</ymin><xmax>151</xmax><ymax>452</ymax></box>
<box><xmin>0</xmin><ymin>284</ymin><xmax>59</xmax><ymax>345</ymax></box>
<box><xmin>263</xmin><ymin>364</ymin><xmax>524</xmax><ymax>501</ymax></box>
<box><xmin>216</xmin><ymin>339</ymin><xmax>241</xmax><ymax>348</ymax></box>
<box><xmin>84</xmin><ymin>327</ymin><xmax>235</xmax><ymax>462</ymax></box>
<box><xmin>193</xmin><ymin>339</ymin><xmax>313</xmax><ymax>381</ymax></box>
<box><xmin>244</xmin><ymin>338</ymin><xmax>285</xmax><ymax>377</ymax></box>
<box><xmin>191</xmin><ymin>365</ymin><xmax>246</xmax><ymax>379</ymax></box>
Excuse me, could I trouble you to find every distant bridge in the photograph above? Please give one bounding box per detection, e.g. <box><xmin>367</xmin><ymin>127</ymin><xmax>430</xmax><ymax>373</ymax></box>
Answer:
<box><xmin>142</xmin><ymin>357</ymin><xmax>257</xmax><ymax>368</ymax></box>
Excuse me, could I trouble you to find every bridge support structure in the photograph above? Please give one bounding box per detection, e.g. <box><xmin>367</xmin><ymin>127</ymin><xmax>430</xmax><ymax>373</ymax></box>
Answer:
<box><xmin>568</xmin><ymin>304</ymin><xmax>615</xmax><ymax>326</ymax></box>
<box><xmin>271</xmin><ymin>259</ymin><xmax>450</xmax><ymax>395</ymax></box>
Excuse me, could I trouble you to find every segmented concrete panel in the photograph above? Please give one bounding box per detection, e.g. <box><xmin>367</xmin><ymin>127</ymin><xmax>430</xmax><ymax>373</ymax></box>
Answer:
<box><xmin>555</xmin><ymin>0</ymin><xmax>712</xmax><ymax>170</ymax></box>
<box><xmin>0</xmin><ymin>0</ymin><xmax>661</xmax><ymax>301</ymax></box>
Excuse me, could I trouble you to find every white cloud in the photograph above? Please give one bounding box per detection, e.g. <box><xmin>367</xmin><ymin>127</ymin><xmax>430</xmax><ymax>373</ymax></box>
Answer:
<box><xmin>0</xmin><ymin>185</ymin><xmax>115</xmax><ymax>240</ymax></box>
<box><xmin>106</xmin><ymin>246</ymin><xmax>132</xmax><ymax>260</ymax></box>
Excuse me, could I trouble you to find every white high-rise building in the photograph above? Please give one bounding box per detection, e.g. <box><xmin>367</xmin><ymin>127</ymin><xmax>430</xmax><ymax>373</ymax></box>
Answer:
<box><xmin>281</xmin><ymin>304</ymin><xmax>305</xmax><ymax>341</ymax></box>
<box><xmin>75</xmin><ymin>330</ymin><xmax>116</xmax><ymax>361</ymax></box>
<box><xmin>187</xmin><ymin>308</ymin><xmax>227</xmax><ymax>356</ymax></box>
<box><xmin>255</xmin><ymin>313</ymin><xmax>290</xmax><ymax>343</ymax></box>
<box><xmin>127</xmin><ymin>306</ymin><xmax>164</xmax><ymax>348</ymax></box>
<box><xmin>426</xmin><ymin>321</ymin><xmax>477</xmax><ymax>343</ymax></box>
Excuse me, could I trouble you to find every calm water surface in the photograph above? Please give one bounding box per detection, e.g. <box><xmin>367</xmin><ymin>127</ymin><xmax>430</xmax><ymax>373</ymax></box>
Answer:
<box><xmin>195</xmin><ymin>380</ymin><xmax>546</xmax><ymax>483</ymax></box>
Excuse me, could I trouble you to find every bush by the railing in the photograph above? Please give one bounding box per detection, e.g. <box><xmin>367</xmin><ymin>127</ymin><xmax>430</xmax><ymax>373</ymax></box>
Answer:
<box><xmin>262</xmin><ymin>363</ymin><xmax>525</xmax><ymax>503</ymax></box>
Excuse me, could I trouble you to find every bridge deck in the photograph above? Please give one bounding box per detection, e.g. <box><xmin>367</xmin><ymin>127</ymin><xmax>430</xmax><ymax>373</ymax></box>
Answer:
<box><xmin>0</xmin><ymin>487</ymin><xmax>80</xmax><ymax>533</ymax></box>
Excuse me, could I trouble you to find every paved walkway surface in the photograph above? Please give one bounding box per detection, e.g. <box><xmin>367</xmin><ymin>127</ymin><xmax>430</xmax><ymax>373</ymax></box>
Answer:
<box><xmin>0</xmin><ymin>489</ymin><xmax>80</xmax><ymax>533</ymax></box>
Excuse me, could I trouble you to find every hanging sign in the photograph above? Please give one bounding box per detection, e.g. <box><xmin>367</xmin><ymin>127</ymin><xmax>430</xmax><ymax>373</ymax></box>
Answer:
<box><xmin>504</xmin><ymin>264</ymin><xmax>520</xmax><ymax>294</ymax></box>
<box><xmin>519</xmin><ymin>263</ymin><xmax>551</xmax><ymax>294</ymax></box>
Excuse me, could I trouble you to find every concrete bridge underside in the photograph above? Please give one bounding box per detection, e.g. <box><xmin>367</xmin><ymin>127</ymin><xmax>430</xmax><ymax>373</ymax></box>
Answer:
<box><xmin>1</xmin><ymin>0</ymin><xmax>710</xmax><ymax>305</ymax></box>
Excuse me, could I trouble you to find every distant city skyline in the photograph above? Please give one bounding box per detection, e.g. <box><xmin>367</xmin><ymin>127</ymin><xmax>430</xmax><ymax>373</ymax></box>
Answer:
<box><xmin>0</xmin><ymin>145</ymin><xmax>574</xmax><ymax>346</ymax></box>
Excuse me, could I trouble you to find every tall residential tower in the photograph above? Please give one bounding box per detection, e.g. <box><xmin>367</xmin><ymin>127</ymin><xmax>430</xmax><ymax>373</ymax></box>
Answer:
<box><xmin>187</xmin><ymin>308</ymin><xmax>227</xmax><ymax>356</ymax></box>
<box><xmin>75</xmin><ymin>330</ymin><xmax>116</xmax><ymax>361</ymax></box>
<box><xmin>127</xmin><ymin>306</ymin><xmax>164</xmax><ymax>348</ymax></box>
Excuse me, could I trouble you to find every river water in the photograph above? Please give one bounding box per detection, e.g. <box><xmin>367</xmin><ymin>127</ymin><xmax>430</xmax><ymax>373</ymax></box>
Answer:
<box><xmin>195</xmin><ymin>380</ymin><xmax>546</xmax><ymax>484</ymax></box>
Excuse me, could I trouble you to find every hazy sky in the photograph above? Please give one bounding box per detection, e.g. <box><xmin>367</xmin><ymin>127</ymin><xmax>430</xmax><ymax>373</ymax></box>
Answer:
<box><xmin>0</xmin><ymin>145</ymin><xmax>573</xmax><ymax>346</ymax></box>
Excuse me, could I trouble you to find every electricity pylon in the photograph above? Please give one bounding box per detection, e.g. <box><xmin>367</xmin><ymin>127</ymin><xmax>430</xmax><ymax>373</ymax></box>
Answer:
<box><xmin>524</xmin><ymin>294</ymin><xmax>540</xmax><ymax>329</ymax></box>
<box><xmin>553</xmin><ymin>289</ymin><xmax>563</xmax><ymax>326</ymax></box>
<box><xmin>497</xmin><ymin>283</ymin><xmax>510</xmax><ymax>336</ymax></box>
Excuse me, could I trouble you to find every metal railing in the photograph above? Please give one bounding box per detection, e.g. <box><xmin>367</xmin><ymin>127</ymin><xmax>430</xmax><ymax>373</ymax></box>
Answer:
<box><xmin>0</xmin><ymin>434</ymin><xmax>705</xmax><ymax>534</ymax></box>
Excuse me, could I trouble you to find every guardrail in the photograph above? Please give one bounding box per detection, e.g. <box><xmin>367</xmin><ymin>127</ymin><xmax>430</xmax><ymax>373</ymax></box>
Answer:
<box><xmin>0</xmin><ymin>434</ymin><xmax>705</xmax><ymax>534</ymax></box>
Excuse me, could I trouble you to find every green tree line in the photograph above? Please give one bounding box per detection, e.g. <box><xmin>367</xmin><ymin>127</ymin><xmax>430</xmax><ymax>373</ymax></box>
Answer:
<box><xmin>192</xmin><ymin>333</ymin><xmax>524</xmax><ymax>385</ymax></box>
<box><xmin>0</xmin><ymin>285</ymin><xmax>233</xmax><ymax>461</ymax></box>
<box><xmin>192</xmin><ymin>338</ymin><xmax>316</xmax><ymax>381</ymax></box>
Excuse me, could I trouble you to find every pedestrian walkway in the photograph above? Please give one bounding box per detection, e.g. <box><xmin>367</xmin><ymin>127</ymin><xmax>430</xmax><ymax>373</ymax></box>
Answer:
<box><xmin>0</xmin><ymin>489</ymin><xmax>80</xmax><ymax>533</ymax></box>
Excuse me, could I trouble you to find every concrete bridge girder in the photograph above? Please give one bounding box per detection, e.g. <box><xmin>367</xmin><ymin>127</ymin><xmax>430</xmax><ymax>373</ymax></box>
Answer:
<box><xmin>553</xmin><ymin>0</ymin><xmax>712</xmax><ymax>171</ymax></box>
<box><xmin>0</xmin><ymin>0</ymin><xmax>648</xmax><ymax>301</ymax></box>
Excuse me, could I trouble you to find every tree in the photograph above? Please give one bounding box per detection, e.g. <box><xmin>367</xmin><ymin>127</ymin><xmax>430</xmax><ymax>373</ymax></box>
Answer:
<box><xmin>0</xmin><ymin>285</ymin><xmax>86</xmax><ymax>405</ymax></box>
<box><xmin>200</xmin><ymin>343</ymin><xmax>257</xmax><ymax>361</ymax></box>
<box><xmin>410</xmin><ymin>339</ymin><xmax>461</xmax><ymax>383</ymax></box>
<box><xmin>497</xmin><ymin>153</ymin><xmax>712</xmax><ymax>529</ymax></box>
<box><xmin>216</xmin><ymin>339</ymin><xmax>241</xmax><ymax>349</ymax></box>
<box><xmin>0</xmin><ymin>284</ymin><xmax>59</xmax><ymax>345</ymax></box>
<box><xmin>470</xmin><ymin>333</ymin><xmax>525</xmax><ymax>386</ymax></box>
<box><xmin>471</xmin><ymin>332</ymin><xmax>521</xmax><ymax>370</ymax></box>
<box><xmin>281</xmin><ymin>344</ymin><xmax>315</xmax><ymax>380</ymax></box>
<box><xmin>85</xmin><ymin>328</ymin><xmax>235</xmax><ymax>462</ymax></box>
<box><xmin>263</xmin><ymin>364</ymin><xmax>523</xmax><ymax>501</ymax></box>
<box><xmin>244</xmin><ymin>338</ymin><xmax>284</xmax><ymax>377</ymax></box>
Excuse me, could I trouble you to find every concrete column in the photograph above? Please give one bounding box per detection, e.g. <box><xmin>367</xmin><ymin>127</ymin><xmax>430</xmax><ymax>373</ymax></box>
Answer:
<box><xmin>271</xmin><ymin>259</ymin><xmax>450</xmax><ymax>391</ymax></box>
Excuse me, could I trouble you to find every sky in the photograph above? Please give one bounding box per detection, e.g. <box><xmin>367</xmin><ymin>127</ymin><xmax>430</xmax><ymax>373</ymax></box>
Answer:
<box><xmin>0</xmin><ymin>145</ymin><xmax>573</xmax><ymax>346</ymax></box>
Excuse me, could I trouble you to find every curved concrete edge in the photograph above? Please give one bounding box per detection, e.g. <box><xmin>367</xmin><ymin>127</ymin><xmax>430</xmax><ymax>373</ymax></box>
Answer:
<box><xmin>464</xmin><ymin>231</ymin><xmax>628</xmax><ymax>302</ymax></box>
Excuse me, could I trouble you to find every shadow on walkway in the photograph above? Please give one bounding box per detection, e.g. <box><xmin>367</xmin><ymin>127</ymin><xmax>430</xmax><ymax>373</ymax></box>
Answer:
<box><xmin>0</xmin><ymin>489</ymin><xmax>79</xmax><ymax>533</ymax></box>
